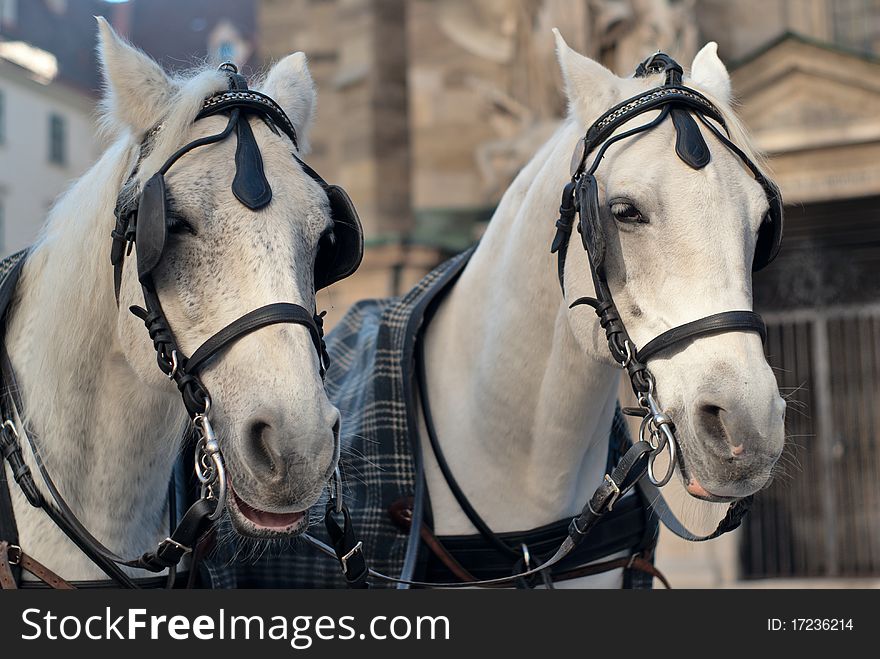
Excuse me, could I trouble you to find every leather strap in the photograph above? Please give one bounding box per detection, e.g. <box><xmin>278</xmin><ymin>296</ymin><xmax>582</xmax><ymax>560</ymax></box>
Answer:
<box><xmin>553</xmin><ymin>552</ymin><xmax>671</xmax><ymax>588</ymax></box>
<box><xmin>388</xmin><ymin>498</ymin><xmax>477</xmax><ymax>583</ymax></box>
<box><xmin>1</xmin><ymin>541</ymin><xmax>74</xmax><ymax>590</ymax></box>
<box><xmin>186</xmin><ymin>303</ymin><xmax>325</xmax><ymax>376</ymax></box>
<box><xmin>638</xmin><ymin>480</ymin><xmax>753</xmax><ymax>542</ymax></box>
<box><xmin>636</xmin><ymin>310</ymin><xmax>767</xmax><ymax>363</ymax></box>
<box><xmin>196</xmin><ymin>89</ymin><xmax>299</xmax><ymax>149</ymax></box>
<box><xmin>324</xmin><ymin>502</ymin><xmax>369</xmax><ymax>589</ymax></box>
<box><xmin>0</xmin><ymin>541</ymin><xmax>15</xmax><ymax>589</ymax></box>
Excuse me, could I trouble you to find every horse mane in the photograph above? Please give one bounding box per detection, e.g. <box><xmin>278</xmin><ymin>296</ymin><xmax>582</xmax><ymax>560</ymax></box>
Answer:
<box><xmin>13</xmin><ymin>63</ymin><xmax>231</xmax><ymax>456</ymax></box>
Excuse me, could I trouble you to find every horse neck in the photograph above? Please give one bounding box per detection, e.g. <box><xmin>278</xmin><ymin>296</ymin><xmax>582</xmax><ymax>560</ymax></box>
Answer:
<box><xmin>422</xmin><ymin>120</ymin><xmax>621</xmax><ymax>533</ymax></box>
<box><xmin>5</xmin><ymin>139</ymin><xmax>187</xmax><ymax>576</ymax></box>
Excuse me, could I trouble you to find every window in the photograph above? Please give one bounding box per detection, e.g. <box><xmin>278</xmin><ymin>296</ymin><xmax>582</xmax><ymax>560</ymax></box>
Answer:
<box><xmin>0</xmin><ymin>90</ymin><xmax>5</xmax><ymax>145</ymax></box>
<box><xmin>48</xmin><ymin>113</ymin><xmax>65</xmax><ymax>165</ymax></box>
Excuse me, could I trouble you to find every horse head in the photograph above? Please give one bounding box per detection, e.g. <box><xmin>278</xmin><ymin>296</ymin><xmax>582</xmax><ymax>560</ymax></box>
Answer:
<box><xmin>98</xmin><ymin>19</ymin><xmax>361</xmax><ymax>538</ymax></box>
<box><xmin>555</xmin><ymin>33</ymin><xmax>785</xmax><ymax>501</ymax></box>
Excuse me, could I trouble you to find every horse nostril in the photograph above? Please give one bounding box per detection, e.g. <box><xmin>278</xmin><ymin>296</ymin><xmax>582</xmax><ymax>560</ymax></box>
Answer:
<box><xmin>246</xmin><ymin>418</ymin><xmax>280</xmax><ymax>473</ymax></box>
<box><xmin>695</xmin><ymin>403</ymin><xmax>737</xmax><ymax>452</ymax></box>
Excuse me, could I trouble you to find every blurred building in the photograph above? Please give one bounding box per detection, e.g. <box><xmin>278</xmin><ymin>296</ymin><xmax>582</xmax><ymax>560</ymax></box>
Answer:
<box><xmin>0</xmin><ymin>0</ymin><xmax>102</xmax><ymax>255</ymax></box>
<box><xmin>0</xmin><ymin>0</ymin><xmax>261</xmax><ymax>255</ymax></box>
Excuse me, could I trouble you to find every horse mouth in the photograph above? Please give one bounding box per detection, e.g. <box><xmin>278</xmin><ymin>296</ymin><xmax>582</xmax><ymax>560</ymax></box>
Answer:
<box><xmin>679</xmin><ymin>457</ymin><xmax>750</xmax><ymax>503</ymax></box>
<box><xmin>684</xmin><ymin>477</ymin><xmax>738</xmax><ymax>503</ymax></box>
<box><xmin>227</xmin><ymin>484</ymin><xmax>309</xmax><ymax>537</ymax></box>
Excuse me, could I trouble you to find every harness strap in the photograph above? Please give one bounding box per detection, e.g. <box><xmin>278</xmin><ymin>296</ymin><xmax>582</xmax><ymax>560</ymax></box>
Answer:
<box><xmin>636</xmin><ymin>311</ymin><xmax>767</xmax><ymax>363</ymax></box>
<box><xmin>0</xmin><ymin>342</ymin><xmax>216</xmax><ymax>587</ymax></box>
<box><xmin>135</xmin><ymin>498</ymin><xmax>216</xmax><ymax>572</ymax></box>
<box><xmin>556</xmin><ymin>551</ymin><xmax>670</xmax><ymax>588</ymax></box>
<box><xmin>323</xmin><ymin>501</ymin><xmax>369</xmax><ymax>589</ymax></box>
<box><xmin>186</xmin><ymin>303</ymin><xmax>327</xmax><ymax>376</ymax></box>
<box><xmin>1</xmin><ymin>541</ymin><xmax>74</xmax><ymax>590</ymax></box>
<box><xmin>637</xmin><ymin>480</ymin><xmax>753</xmax><ymax>541</ymax></box>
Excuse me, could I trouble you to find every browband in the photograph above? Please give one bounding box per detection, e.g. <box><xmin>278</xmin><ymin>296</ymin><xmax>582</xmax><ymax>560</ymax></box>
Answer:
<box><xmin>196</xmin><ymin>89</ymin><xmax>299</xmax><ymax>149</ymax></box>
<box><xmin>572</xmin><ymin>86</ymin><xmax>727</xmax><ymax>177</ymax></box>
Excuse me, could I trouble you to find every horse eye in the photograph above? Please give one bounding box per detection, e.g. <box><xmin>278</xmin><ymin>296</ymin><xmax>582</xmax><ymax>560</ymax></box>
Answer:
<box><xmin>166</xmin><ymin>213</ymin><xmax>196</xmax><ymax>235</ymax></box>
<box><xmin>611</xmin><ymin>202</ymin><xmax>646</xmax><ymax>224</ymax></box>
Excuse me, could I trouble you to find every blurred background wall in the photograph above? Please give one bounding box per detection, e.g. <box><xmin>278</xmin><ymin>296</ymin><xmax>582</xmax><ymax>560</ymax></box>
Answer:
<box><xmin>1</xmin><ymin>0</ymin><xmax>879</xmax><ymax>587</ymax></box>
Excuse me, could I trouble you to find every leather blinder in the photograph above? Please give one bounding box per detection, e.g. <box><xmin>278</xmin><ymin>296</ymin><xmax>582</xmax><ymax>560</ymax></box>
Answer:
<box><xmin>315</xmin><ymin>185</ymin><xmax>364</xmax><ymax>291</ymax></box>
<box><xmin>135</xmin><ymin>173</ymin><xmax>168</xmax><ymax>283</ymax></box>
<box><xmin>576</xmin><ymin>174</ymin><xmax>605</xmax><ymax>276</ymax></box>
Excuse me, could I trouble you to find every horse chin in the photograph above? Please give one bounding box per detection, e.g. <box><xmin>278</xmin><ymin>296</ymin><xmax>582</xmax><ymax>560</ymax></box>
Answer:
<box><xmin>676</xmin><ymin>449</ymin><xmax>773</xmax><ymax>503</ymax></box>
<box><xmin>226</xmin><ymin>484</ymin><xmax>310</xmax><ymax>539</ymax></box>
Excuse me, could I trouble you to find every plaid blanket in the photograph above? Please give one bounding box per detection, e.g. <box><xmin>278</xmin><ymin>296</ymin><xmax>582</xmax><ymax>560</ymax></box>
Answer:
<box><xmin>1</xmin><ymin>246</ymin><xmax>652</xmax><ymax>588</ymax></box>
<box><xmin>202</xmin><ymin>249</ymin><xmax>476</xmax><ymax>587</ymax></box>
<box><xmin>202</xmin><ymin>247</ymin><xmax>654</xmax><ymax>589</ymax></box>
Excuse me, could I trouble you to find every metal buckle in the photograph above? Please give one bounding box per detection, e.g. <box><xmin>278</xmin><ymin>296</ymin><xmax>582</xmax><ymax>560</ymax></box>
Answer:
<box><xmin>604</xmin><ymin>473</ymin><xmax>621</xmax><ymax>510</ymax></box>
<box><xmin>339</xmin><ymin>541</ymin><xmax>363</xmax><ymax>574</ymax></box>
<box><xmin>1</xmin><ymin>419</ymin><xmax>19</xmax><ymax>441</ymax></box>
<box><xmin>162</xmin><ymin>537</ymin><xmax>192</xmax><ymax>556</ymax></box>
<box><xmin>7</xmin><ymin>544</ymin><xmax>22</xmax><ymax>565</ymax></box>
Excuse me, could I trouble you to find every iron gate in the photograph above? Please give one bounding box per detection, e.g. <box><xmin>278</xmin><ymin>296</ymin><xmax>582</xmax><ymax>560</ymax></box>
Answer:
<box><xmin>741</xmin><ymin>305</ymin><xmax>880</xmax><ymax>578</ymax></box>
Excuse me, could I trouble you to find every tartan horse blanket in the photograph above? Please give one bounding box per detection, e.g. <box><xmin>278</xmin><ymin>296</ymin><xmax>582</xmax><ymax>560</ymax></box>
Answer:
<box><xmin>198</xmin><ymin>247</ymin><xmax>656</xmax><ymax>588</ymax></box>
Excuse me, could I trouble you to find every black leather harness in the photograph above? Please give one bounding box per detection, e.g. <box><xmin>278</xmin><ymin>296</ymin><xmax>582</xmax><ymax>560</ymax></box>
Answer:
<box><xmin>0</xmin><ymin>62</ymin><xmax>364</xmax><ymax>588</ymax></box>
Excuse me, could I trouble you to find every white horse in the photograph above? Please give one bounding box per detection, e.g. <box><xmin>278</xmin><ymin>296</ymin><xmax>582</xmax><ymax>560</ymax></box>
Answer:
<box><xmin>419</xmin><ymin>34</ymin><xmax>785</xmax><ymax>587</ymax></box>
<box><xmin>3</xmin><ymin>20</ymin><xmax>344</xmax><ymax>582</ymax></box>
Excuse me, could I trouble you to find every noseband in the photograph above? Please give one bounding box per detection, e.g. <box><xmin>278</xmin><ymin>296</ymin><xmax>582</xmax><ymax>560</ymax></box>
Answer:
<box><xmin>551</xmin><ymin>53</ymin><xmax>784</xmax><ymax>486</ymax></box>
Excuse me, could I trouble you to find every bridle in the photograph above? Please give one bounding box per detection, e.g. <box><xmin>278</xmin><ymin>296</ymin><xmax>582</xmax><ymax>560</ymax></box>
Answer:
<box><xmin>302</xmin><ymin>52</ymin><xmax>783</xmax><ymax>588</ymax></box>
<box><xmin>0</xmin><ymin>62</ymin><xmax>363</xmax><ymax>588</ymax></box>
<box><xmin>552</xmin><ymin>52</ymin><xmax>783</xmax><ymax>487</ymax></box>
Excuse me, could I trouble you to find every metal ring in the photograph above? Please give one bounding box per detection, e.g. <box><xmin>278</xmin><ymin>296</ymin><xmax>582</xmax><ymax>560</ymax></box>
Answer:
<box><xmin>647</xmin><ymin>432</ymin><xmax>676</xmax><ymax>487</ymax></box>
<box><xmin>194</xmin><ymin>393</ymin><xmax>212</xmax><ymax>418</ymax></box>
<box><xmin>639</xmin><ymin>413</ymin><xmax>658</xmax><ymax>450</ymax></box>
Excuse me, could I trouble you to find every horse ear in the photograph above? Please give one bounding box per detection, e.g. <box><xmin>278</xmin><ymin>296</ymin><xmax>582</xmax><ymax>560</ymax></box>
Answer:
<box><xmin>259</xmin><ymin>53</ymin><xmax>317</xmax><ymax>152</ymax></box>
<box><xmin>553</xmin><ymin>28</ymin><xmax>618</xmax><ymax>123</ymax></box>
<box><xmin>689</xmin><ymin>42</ymin><xmax>731</xmax><ymax>104</ymax></box>
<box><xmin>96</xmin><ymin>16</ymin><xmax>173</xmax><ymax>135</ymax></box>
